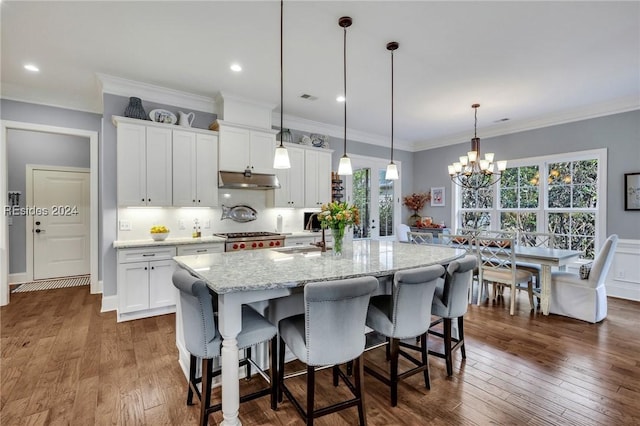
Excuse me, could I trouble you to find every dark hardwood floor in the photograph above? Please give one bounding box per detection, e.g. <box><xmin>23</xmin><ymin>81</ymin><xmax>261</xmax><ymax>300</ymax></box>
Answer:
<box><xmin>2</xmin><ymin>286</ymin><xmax>639</xmax><ymax>425</ymax></box>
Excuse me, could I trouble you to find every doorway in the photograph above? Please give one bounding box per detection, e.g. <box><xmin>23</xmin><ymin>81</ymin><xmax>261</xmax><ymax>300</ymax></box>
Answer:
<box><xmin>29</xmin><ymin>167</ymin><xmax>90</xmax><ymax>280</ymax></box>
<box><xmin>344</xmin><ymin>154</ymin><xmax>401</xmax><ymax>241</ymax></box>
<box><xmin>1</xmin><ymin>121</ymin><xmax>99</xmax><ymax>305</ymax></box>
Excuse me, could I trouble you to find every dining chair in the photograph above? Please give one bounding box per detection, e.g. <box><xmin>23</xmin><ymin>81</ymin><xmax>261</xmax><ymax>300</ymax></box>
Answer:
<box><xmin>550</xmin><ymin>234</ymin><xmax>618</xmax><ymax>323</ymax></box>
<box><xmin>172</xmin><ymin>269</ymin><xmax>278</xmax><ymax>426</ymax></box>
<box><xmin>364</xmin><ymin>264</ymin><xmax>445</xmax><ymax>406</ymax></box>
<box><xmin>516</xmin><ymin>231</ymin><xmax>557</xmax><ymax>301</ymax></box>
<box><xmin>439</xmin><ymin>233</ymin><xmax>479</xmax><ymax>303</ymax></box>
<box><xmin>407</xmin><ymin>231</ymin><xmax>434</xmax><ymax>245</ymax></box>
<box><xmin>397</xmin><ymin>223</ymin><xmax>411</xmax><ymax>242</ymax></box>
<box><xmin>475</xmin><ymin>236</ymin><xmax>535</xmax><ymax>315</ymax></box>
<box><xmin>277</xmin><ymin>276</ymin><xmax>378</xmax><ymax>425</ymax></box>
<box><xmin>428</xmin><ymin>255</ymin><xmax>477</xmax><ymax>376</ymax></box>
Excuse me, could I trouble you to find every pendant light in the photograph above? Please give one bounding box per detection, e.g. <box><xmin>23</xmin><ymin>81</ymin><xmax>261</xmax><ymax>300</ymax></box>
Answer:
<box><xmin>273</xmin><ymin>0</ymin><xmax>291</xmax><ymax>169</ymax></box>
<box><xmin>337</xmin><ymin>16</ymin><xmax>353</xmax><ymax>176</ymax></box>
<box><xmin>385</xmin><ymin>41</ymin><xmax>399</xmax><ymax>180</ymax></box>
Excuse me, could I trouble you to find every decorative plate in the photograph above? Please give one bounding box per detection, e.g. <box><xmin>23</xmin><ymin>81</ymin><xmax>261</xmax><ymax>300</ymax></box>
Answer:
<box><xmin>149</xmin><ymin>109</ymin><xmax>177</xmax><ymax>124</ymax></box>
<box><xmin>310</xmin><ymin>134</ymin><xmax>329</xmax><ymax>148</ymax></box>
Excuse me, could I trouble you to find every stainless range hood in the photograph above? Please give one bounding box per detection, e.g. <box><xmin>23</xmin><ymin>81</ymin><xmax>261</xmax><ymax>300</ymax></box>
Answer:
<box><xmin>218</xmin><ymin>169</ymin><xmax>280</xmax><ymax>190</ymax></box>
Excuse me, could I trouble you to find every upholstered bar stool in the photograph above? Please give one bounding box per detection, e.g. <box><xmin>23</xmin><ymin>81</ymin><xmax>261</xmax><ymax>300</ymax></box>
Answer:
<box><xmin>172</xmin><ymin>270</ymin><xmax>278</xmax><ymax>426</ymax></box>
<box><xmin>277</xmin><ymin>276</ymin><xmax>378</xmax><ymax>426</ymax></box>
<box><xmin>428</xmin><ymin>255</ymin><xmax>477</xmax><ymax>376</ymax></box>
<box><xmin>364</xmin><ymin>264</ymin><xmax>445</xmax><ymax>406</ymax></box>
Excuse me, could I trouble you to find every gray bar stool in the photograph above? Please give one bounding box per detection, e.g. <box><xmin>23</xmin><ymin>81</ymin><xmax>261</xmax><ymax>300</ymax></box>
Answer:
<box><xmin>428</xmin><ymin>255</ymin><xmax>477</xmax><ymax>376</ymax></box>
<box><xmin>172</xmin><ymin>269</ymin><xmax>278</xmax><ymax>426</ymax></box>
<box><xmin>364</xmin><ymin>264</ymin><xmax>445</xmax><ymax>407</ymax></box>
<box><xmin>277</xmin><ymin>276</ymin><xmax>378</xmax><ymax>426</ymax></box>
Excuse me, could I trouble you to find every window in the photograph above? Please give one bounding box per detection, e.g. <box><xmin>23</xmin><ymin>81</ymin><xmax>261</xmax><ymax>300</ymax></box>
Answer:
<box><xmin>456</xmin><ymin>149</ymin><xmax>606</xmax><ymax>259</ymax></box>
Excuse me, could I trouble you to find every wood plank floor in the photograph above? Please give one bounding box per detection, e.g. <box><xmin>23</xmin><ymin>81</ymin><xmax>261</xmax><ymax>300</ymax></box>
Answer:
<box><xmin>2</xmin><ymin>286</ymin><xmax>640</xmax><ymax>425</ymax></box>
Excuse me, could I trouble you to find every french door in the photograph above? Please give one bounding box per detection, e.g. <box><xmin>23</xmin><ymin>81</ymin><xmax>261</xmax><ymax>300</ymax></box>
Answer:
<box><xmin>344</xmin><ymin>155</ymin><xmax>400</xmax><ymax>241</ymax></box>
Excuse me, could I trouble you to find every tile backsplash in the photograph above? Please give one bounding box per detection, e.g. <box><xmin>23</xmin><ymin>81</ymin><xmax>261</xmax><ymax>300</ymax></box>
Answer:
<box><xmin>116</xmin><ymin>189</ymin><xmax>319</xmax><ymax>240</ymax></box>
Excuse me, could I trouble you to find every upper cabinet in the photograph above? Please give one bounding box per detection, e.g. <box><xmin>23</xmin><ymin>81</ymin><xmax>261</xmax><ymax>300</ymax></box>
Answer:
<box><xmin>114</xmin><ymin>116</ymin><xmax>218</xmax><ymax>207</ymax></box>
<box><xmin>274</xmin><ymin>145</ymin><xmax>305</xmax><ymax>208</ymax></box>
<box><xmin>304</xmin><ymin>149</ymin><xmax>332</xmax><ymax>208</ymax></box>
<box><xmin>173</xmin><ymin>130</ymin><xmax>219</xmax><ymax>207</ymax></box>
<box><xmin>215</xmin><ymin>120</ymin><xmax>276</xmax><ymax>174</ymax></box>
<box><xmin>116</xmin><ymin>121</ymin><xmax>172</xmax><ymax>207</ymax></box>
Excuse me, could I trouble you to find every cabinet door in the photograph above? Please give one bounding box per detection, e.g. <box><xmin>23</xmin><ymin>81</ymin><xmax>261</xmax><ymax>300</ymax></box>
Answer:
<box><xmin>146</xmin><ymin>127</ymin><xmax>173</xmax><ymax>206</ymax></box>
<box><xmin>218</xmin><ymin>126</ymin><xmax>250</xmax><ymax>172</ymax></box>
<box><xmin>274</xmin><ymin>145</ymin><xmax>305</xmax><ymax>207</ymax></box>
<box><xmin>195</xmin><ymin>134</ymin><xmax>218</xmax><ymax>207</ymax></box>
<box><xmin>149</xmin><ymin>259</ymin><xmax>176</xmax><ymax>309</ymax></box>
<box><xmin>172</xmin><ymin>130</ymin><xmax>197</xmax><ymax>206</ymax></box>
<box><xmin>118</xmin><ymin>261</ymin><xmax>150</xmax><ymax>313</ymax></box>
<box><xmin>316</xmin><ymin>151</ymin><xmax>332</xmax><ymax>206</ymax></box>
<box><xmin>117</xmin><ymin>123</ymin><xmax>146</xmax><ymax>206</ymax></box>
<box><xmin>249</xmin><ymin>131</ymin><xmax>275</xmax><ymax>173</ymax></box>
<box><xmin>305</xmin><ymin>150</ymin><xmax>332</xmax><ymax>207</ymax></box>
<box><xmin>288</xmin><ymin>147</ymin><xmax>305</xmax><ymax>207</ymax></box>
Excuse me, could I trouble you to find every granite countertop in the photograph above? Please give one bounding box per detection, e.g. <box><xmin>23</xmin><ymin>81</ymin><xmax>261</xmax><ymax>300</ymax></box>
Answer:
<box><xmin>174</xmin><ymin>240</ymin><xmax>465</xmax><ymax>294</ymax></box>
<box><xmin>282</xmin><ymin>231</ymin><xmax>325</xmax><ymax>238</ymax></box>
<box><xmin>113</xmin><ymin>235</ymin><xmax>226</xmax><ymax>249</ymax></box>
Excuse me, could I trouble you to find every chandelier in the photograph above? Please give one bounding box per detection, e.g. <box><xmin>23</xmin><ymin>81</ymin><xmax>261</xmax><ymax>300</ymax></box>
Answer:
<box><xmin>448</xmin><ymin>103</ymin><xmax>507</xmax><ymax>190</ymax></box>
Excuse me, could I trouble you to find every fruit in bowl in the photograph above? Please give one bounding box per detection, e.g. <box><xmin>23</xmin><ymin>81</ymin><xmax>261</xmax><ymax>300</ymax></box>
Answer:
<box><xmin>150</xmin><ymin>225</ymin><xmax>170</xmax><ymax>241</ymax></box>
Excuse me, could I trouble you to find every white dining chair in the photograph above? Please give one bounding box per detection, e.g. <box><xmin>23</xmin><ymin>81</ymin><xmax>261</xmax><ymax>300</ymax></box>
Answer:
<box><xmin>407</xmin><ymin>231</ymin><xmax>434</xmax><ymax>245</ymax></box>
<box><xmin>396</xmin><ymin>224</ymin><xmax>410</xmax><ymax>242</ymax></box>
<box><xmin>475</xmin><ymin>236</ymin><xmax>534</xmax><ymax>315</ymax></box>
<box><xmin>550</xmin><ymin>234</ymin><xmax>618</xmax><ymax>323</ymax></box>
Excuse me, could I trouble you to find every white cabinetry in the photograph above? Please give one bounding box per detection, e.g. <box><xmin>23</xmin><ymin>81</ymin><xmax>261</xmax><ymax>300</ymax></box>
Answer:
<box><xmin>173</xmin><ymin>130</ymin><xmax>219</xmax><ymax>207</ymax></box>
<box><xmin>116</xmin><ymin>122</ymin><xmax>172</xmax><ymax>206</ymax></box>
<box><xmin>117</xmin><ymin>246</ymin><xmax>177</xmax><ymax>321</ymax></box>
<box><xmin>216</xmin><ymin>120</ymin><xmax>276</xmax><ymax>174</ymax></box>
<box><xmin>304</xmin><ymin>150</ymin><xmax>332</xmax><ymax>207</ymax></box>
<box><xmin>274</xmin><ymin>145</ymin><xmax>305</xmax><ymax>207</ymax></box>
<box><xmin>177</xmin><ymin>243</ymin><xmax>224</xmax><ymax>255</ymax></box>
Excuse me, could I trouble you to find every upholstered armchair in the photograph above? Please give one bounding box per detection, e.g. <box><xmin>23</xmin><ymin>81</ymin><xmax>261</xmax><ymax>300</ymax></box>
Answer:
<box><xmin>550</xmin><ymin>234</ymin><xmax>618</xmax><ymax>323</ymax></box>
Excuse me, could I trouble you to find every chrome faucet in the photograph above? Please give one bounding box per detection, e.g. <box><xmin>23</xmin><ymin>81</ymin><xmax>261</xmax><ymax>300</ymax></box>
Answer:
<box><xmin>305</xmin><ymin>212</ymin><xmax>326</xmax><ymax>252</ymax></box>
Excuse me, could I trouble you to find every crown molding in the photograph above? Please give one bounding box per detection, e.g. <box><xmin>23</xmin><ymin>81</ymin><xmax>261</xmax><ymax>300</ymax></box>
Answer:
<box><xmin>273</xmin><ymin>112</ymin><xmax>413</xmax><ymax>152</ymax></box>
<box><xmin>413</xmin><ymin>95</ymin><xmax>640</xmax><ymax>152</ymax></box>
<box><xmin>96</xmin><ymin>73</ymin><xmax>216</xmax><ymax>113</ymax></box>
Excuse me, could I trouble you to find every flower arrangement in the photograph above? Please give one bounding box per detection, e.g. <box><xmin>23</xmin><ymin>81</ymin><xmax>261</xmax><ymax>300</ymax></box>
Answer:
<box><xmin>403</xmin><ymin>192</ymin><xmax>431</xmax><ymax>214</ymax></box>
<box><xmin>318</xmin><ymin>201</ymin><xmax>360</xmax><ymax>255</ymax></box>
<box><xmin>318</xmin><ymin>201</ymin><xmax>360</xmax><ymax>230</ymax></box>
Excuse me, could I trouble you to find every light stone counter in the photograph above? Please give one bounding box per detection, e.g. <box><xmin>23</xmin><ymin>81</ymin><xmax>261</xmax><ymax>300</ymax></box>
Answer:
<box><xmin>174</xmin><ymin>240</ymin><xmax>465</xmax><ymax>294</ymax></box>
<box><xmin>113</xmin><ymin>235</ymin><xmax>225</xmax><ymax>249</ymax></box>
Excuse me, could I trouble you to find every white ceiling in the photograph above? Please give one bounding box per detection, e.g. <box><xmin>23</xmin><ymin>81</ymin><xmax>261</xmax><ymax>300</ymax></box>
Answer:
<box><xmin>1</xmin><ymin>1</ymin><xmax>638</xmax><ymax>151</ymax></box>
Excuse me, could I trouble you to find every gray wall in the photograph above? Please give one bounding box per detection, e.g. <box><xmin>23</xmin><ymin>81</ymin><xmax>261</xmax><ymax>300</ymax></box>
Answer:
<box><xmin>413</xmin><ymin>110</ymin><xmax>640</xmax><ymax>239</ymax></box>
<box><xmin>7</xmin><ymin>129</ymin><xmax>90</xmax><ymax>273</ymax></box>
<box><xmin>101</xmin><ymin>94</ymin><xmax>217</xmax><ymax>296</ymax></box>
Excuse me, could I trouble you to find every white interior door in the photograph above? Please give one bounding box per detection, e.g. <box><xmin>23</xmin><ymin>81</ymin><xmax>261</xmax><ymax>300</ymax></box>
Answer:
<box><xmin>33</xmin><ymin>169</ymin><xmax>90</xmax><ymax>280</ymax></box>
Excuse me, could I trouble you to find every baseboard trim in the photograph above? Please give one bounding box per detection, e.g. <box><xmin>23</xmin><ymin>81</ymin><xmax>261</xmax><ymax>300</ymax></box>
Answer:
<box><xmin>101</xmin><ymin>295</ymin><xmax>118</xmax><ymax>313</ymax></box>
<box><xmin>8</xmin><ymin>272</ymin><xmax>27</xmax><ymax>284</ymax></box>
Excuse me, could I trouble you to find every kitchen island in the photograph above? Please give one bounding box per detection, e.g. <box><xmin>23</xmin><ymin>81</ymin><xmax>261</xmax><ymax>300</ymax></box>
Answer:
<box><xmin>173</xmin><ymin>240</ymin><xmax>466</xmax><ymax>426</ymax></box>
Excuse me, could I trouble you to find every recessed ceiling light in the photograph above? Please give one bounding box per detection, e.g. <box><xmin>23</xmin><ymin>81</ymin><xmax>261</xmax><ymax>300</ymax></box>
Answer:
<box><xmin>24</xmin><ymin>64</ymin><xmax>40</xmax><ymax>72</ymax></box>
<box><xmin>230</xmin><ymin>63</ymin><xmax>242</xmax><ymax>72</ymax></box>
<box><xmin>336</xmin><ymin>95</ymin><xmax>346</xmax><ymax>102</ymax></box>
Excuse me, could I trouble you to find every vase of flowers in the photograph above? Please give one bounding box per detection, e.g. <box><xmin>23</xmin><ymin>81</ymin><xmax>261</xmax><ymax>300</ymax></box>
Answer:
<box><xmin>318</xmin><ymin>201</ymin><xmax>360</xmax><ymax>256</ymax></box>
<box><xmin>403</xmin><ymin>192</ymin><xmax>431</xmax><ymax>226</ymax></box>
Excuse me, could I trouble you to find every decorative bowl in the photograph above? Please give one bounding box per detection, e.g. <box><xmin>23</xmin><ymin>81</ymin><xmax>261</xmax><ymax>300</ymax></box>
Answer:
<box><xmin>151</xmin><ymin>232</ymin><xmax>169</xmax><ymax>241</ymax></box>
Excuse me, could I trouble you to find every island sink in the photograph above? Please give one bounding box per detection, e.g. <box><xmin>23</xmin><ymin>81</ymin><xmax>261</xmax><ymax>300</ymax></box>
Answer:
<box><xmin>270</xmin><ymin>245</ymin><xmax>327</xmax><ymax>254</ymax></box>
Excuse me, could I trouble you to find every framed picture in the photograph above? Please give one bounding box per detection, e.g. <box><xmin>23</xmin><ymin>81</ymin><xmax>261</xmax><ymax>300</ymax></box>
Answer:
<box><xmin>625</xmin><ymin>172</ymin><xmax>640</xmax><ymax>211</ymax></box>
<box><xmin>431</xmin><ymin>187</ymin><xmax>445</xmax><ymax>207</ymax></box>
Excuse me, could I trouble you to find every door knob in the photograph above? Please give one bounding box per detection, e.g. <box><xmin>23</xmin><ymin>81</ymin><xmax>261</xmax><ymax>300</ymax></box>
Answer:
<box><xmin>35</xmin><ymin>228</ymin><xmax>45</xmax><ymax>233</ymax></box>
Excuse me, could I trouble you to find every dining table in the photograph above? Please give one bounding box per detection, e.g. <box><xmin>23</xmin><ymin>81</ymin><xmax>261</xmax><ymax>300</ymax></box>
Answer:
<box><xmin>173</xmin><ymin>240</ymin><xmax>466</xmax><ymax>426</ymax></box>
<box><xmin>508</xmin><ymin>245</ymin><xmax>584</xmax><ymax>315</ymax></box>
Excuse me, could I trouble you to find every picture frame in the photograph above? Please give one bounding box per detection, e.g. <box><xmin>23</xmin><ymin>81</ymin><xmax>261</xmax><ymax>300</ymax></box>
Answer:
<box><xmin>431</xmin><ymin>187</ymin><xmax>445</xmax><ymax>207</ymax></box>
<box><xmin>624</xmin><ymin>172</ymin><xmax>640</xmax><ymax>211</ymax></box>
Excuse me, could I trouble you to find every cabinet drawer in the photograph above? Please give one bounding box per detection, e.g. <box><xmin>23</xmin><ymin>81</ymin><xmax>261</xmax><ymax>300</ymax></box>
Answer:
<box><xmin>177</xmin><ymin>244</ymin><xmax>224</xmax><ymax>255</ymax></box>
<box><xmin>118</xmin><ymin>246</ymin><xmax>176</xmax><ymax>263</ymax></box>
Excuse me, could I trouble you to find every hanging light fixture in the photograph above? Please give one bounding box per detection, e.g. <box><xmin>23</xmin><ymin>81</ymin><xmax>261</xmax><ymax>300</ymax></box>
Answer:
<box><xmin>385</xmin><ymin>41</ymin><xmax>399</xmax><ymax>180</ymax></box>
<box><xmin>273</xmin><ymin>0</ymin><xmax>291</xmax><ymax>169</ymax></box>
<box><xmin>337</xmin><ymin>16</ymin><xmax>353</xmax><ymax>176</ymax></box>
<box><xmin>448</xmin><ymin>104</ymin><xmax>507</xmax><ymax>190</ymax></box>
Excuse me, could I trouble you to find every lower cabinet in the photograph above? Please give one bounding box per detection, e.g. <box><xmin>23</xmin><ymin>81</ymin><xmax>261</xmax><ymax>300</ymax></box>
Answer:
<box><xmin>117</xmin><ymin>246</ymin><xmax>177</xmax><ymax>321</ymax></box>
<box><xmin>177</xmin><ymin>243</ymin><xmax>224</xmax><ymax>256</ymax></box>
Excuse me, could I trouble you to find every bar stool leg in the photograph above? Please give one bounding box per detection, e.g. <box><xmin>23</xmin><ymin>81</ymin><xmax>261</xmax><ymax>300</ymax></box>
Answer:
<box><xmin>390</xmin><ymin>338</ymin><xmax>400</xmax><ymax>407</ymax></box>
<box><xmin>270</xmin><ymin>336</ymin><xmax>278</xmax><ymax>410</ymax></box>
<box><xmin>200</xmin><ymin>358</ymin><xmax>213</xmax><ymax>426</ymax></box>
<box><xmin>306</xmin><ymin>365</ymin><xmax>315</xmax><ymax>425</ymax></box>
<box><xmin>354</xmin><ymin>354</ymin><xmax>367</xmax><ymax>426</ymax></box>
<box><xmin>444</xmin><ymin>318</ymin><xmax>453</xmax><ymax>377</ymax></box>
<box><xmin>420</xmin><ymin>331</ymin><xmax>430</xmax><ymax>389</ymax></box>
<box><xmin>458</xmin><ymin>316</ymin><xmax>466</xmax><ymax>359</ymax></box>
<box><xmin>188</xmin><ymin>354</ymin><xmax>198</xmax><ymax>405</ymax></box>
